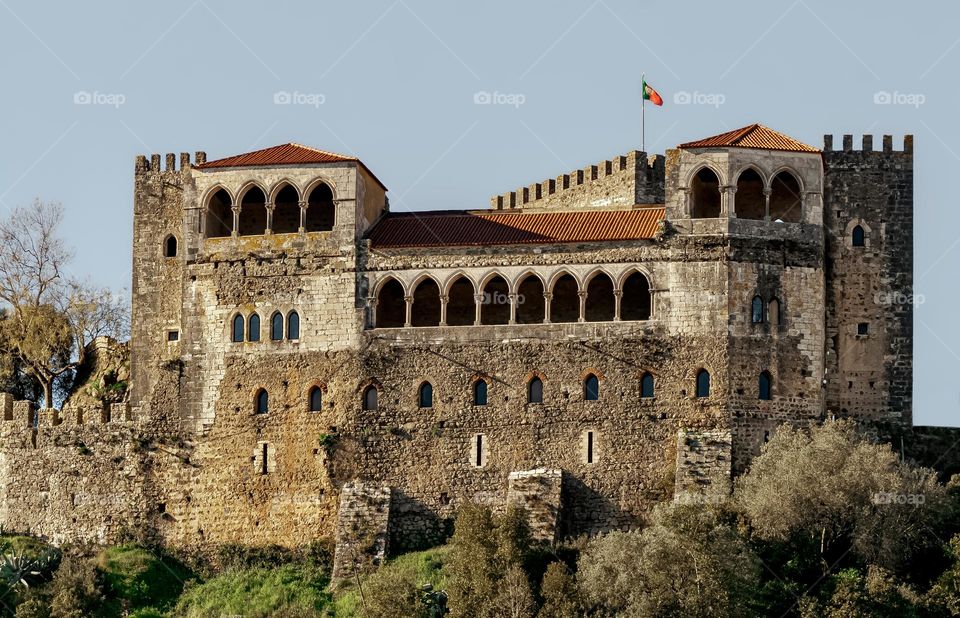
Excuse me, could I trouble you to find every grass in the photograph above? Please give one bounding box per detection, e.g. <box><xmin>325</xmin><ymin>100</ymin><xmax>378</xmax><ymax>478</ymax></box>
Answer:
<box><xmin>95</xmin><ymin>544</ymin><xmax>195</xmax><ymax>615</ymax></box>
<box><xmin>0</xmin><ymin>535</ymin><xmax>55</xmax><ymax>561</ymax></box>
<box><xmin>332</xmin><ymin>545</ymin><xmax>449</xmax><ymax>617</ymax></box>
<box><xmin>173</xmin><ymin>564</ymin><xmax>331</xmax><ymax>618</ymax></box>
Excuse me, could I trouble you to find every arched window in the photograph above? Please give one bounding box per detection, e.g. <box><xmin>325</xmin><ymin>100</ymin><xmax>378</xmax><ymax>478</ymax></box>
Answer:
<box><xmin>473</xmin><ymin>380</ymin><xmax>488</xmax><ymax>406</ymax></box>
<box><xmin>528</xmin><ymin>376</ymin><xmax>543</xmax><ymax>404</ymax></box>
<box><xmin>231</xmin><ymin>314</ymin><xmax>244</xmax><ymax>342</ymax></box>
<box><xmin>695</xmin><ymin>369</ymin><xmax>711</xmax><ymax>398</ymax></box>
<box><xmin>411</xmin><ymin>278</ymin><xmax>441</xmax><ymax>327</ymax></box>
<box><xmin>480</xmin><ymin>275</ymin><xmax>510</xmax><ymax>325</ymax></box>
<box><xmin>768</xmin><ymin>298</ymin><xmax>781</xmax><ymax>326</ymax></box>
<box><xmin>248</xmin><ymin>313</ymin><xmax>261</xmax><ymax>342</ymax></box>
<box><xmin>735</xmin><ymin>168</ymin><xmax>765</xmax><ymax>220</ymax></box>
<box><xmin>309</xmin><ymin>386</ymin><xmax>323</xmax><ymax>412</ymax></box>
<box><xmin>516</xmin><ymin>274</ymin><xmax>545</xmax><ymax>324</ymax></box>
<box><xmin>446</xmin><ymin>276</ymin><xmax>476</xmax><ymax>327</ymax></box>
<box><xmin>287</xmin><ymin>311</ymin><xmax>300</xmax><ymax>340</ymax></box>
<box><xmin>272</xmin><ymin>184</ymin><xmax>300</xmax><ymax>234</ymax></box>
<box><xmin>769</xmin><ymin>171</ymin><xmax>802</xmax><ymax>223</ymax></box>
<box><xmin>641</xmin><ymin>372</ymin><xmax>655</xmax><ymax>398</ymax></box>
<box><xmin>852</xmin><ymin>225</ymin><xmax>865</xmax><ymax>247</ymax></box>
<box><xmin>585</xmin><ymin>273</ymin><xmax>615</xmax><ymax>322</ymax></box>
<box><xmin>759</xmin><ymin>371</ymin><xmax>772</xmax><ymax>401</ymax></box>
<box><xmin>550</xmin><ymin>273</ymin><xmax>579</xmax><ymax>323</ymax></box>
<box><xmin>206</xmin><ymin>188</ymin><xmax>233</xmax><ymax>238</ymax></box>
<box><xmin>306</xmin><ymin>183</ymin><xmax>335</xmax><ymax>232</ymax></box>
<box><xmin>376</xmin><ymin>278</ymin><xmax>406</xmax><ymax>328</ymax></box>
<box><xmin>164</xmin><ymin>235</ymin><xmax>178</xmax><ymax>257</ymax></box>
<box><xmin>238</xmin><ymin>186</ymin><xmax>268</xmax><ymax>236</ymax></box>
<box><xmin>362</xmin><ymin>385</ymin><xmax>378</xmax><ymax>411</ymax></box>
<box><xmin>255</xmin><ymin>389</ymin><xmax>269</xmax><ymax>414</ymax></box>
<box><xmin>584</xmin><ymin>374</ymin><xmax>600</xmax><ymax>401</ymax></box>
<box><xmin>691</xmin><ymin>168</ymin><xmax>721</xmax><ymax>219</ymax></box>
<box><xmin>418</xmin><ymin>382</ymin><xmax>433</xmax><ymax>408</ymax></box>
<box><xmin>271</xmin><ymin>312</ymin><xmax>284</xmax><ymax>341</ymax></box>
<box><xmin>751</xmin><ymin>296</ymin><xmax>764</xmax><ymax>324</ymax></box>
<box><xmin>621</xmin><ymin>271</ymin><xmax>651</xmax><ymax>321</ymax></box>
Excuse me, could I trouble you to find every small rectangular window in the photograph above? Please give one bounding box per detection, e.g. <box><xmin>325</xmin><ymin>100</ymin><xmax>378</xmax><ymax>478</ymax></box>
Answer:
<box><xmin>472</xmin><ymin>434</ymin><xmax>485</xmax><ymax>468</ymax></box>
<box><xmin>261</xmin><ymin>443</ymin><xmax>269</xmax><ymax>475</ymax></box>
<box><xmin>166</xmin><ymin>330</ymin><xmax>180</xmax><ymax>342</ymax></box>
<box><xmin>857</xmin><ymin>322</ymin><xmax>869</xmax><ymax>335</ymax></box>
<box><xmin>586</xmin><ymin>431</ymin><xmax>594</xmax><ymax>464</ymax></box>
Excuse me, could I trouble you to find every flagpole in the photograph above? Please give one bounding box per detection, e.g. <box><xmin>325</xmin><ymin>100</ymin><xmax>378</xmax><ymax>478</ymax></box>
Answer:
<box><xmin>641</xmin><ymin>72</ymin><xmax>645</xmax><ymax>152</ymax></box>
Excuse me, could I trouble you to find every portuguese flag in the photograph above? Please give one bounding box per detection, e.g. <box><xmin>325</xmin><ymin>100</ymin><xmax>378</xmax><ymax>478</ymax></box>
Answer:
<box><xmin>643</xmin><ymin>79</ymin><xmax>663</xmax><ymax>106</ymax></box>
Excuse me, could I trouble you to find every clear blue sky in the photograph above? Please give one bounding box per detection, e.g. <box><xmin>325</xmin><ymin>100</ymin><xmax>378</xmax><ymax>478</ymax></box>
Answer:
<box><xmin>0</xmin><ymin>1</ymin><xmax>955</xmax><ymax>426</ymax></box>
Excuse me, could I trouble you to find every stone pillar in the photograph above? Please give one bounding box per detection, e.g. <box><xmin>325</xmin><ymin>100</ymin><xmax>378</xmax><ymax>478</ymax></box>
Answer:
<box><xmin>577</xmin><ymin>290</ymin><xmax>587</xmax><ymax>323</ymax></box>
<box><xmin>763</xmin><ymin>188</ymin><xmax>772</xmax><ymax>221</ymax></box>
<box><xmin>507</xmin><ymin>469</ymin><xmax>563</xmax><ymax>543</ymax></box>
<box><xmin>231</xmin><ymin>206</ymin><xmax>240</xmax><ymax>237</ymax></box>
<box><xmin>439</xmin><ymin>295</ymin><xmax>449</xmax><ymax>326</ymax></box>
<box><xmin>508</xmin><ymin>293</ymin><xmax>517</xmax><ymax>324</ymax></box>
<box><xmin>721</xmin><ymin>185</ymin><xmax>735</xmax><ymax>217</ymax></box>
<box><xmin>365</xmin><ymin>297</ymin><xmax>376</xmax><ymax>329</ymax></box>
<box><xmin>298</xmin><ymin>201</ymin><xmax>307</xmax><ymax>233</ymax></box>
<box><xmin>403</xmin><ymin>296</ymin><xmax>413</xmax><ymax>328</ymax></box>
<box><xmin>613</xmin><ymin>290</ymin><xmax>623</xmax><ymax>321</ymax></box>
<box><xmin>265</xmin><ymin>202</ymin><xmax>274</xmax><ymax>235</ymax></box>
<box><xmin>331</xmin><ymin>481</ymin><xmax>392</xmax><ymax>582</ymax></box>
<box><xmin>474</xmin><ymin>294</ymin><xmax>484</xmax><ymax>326</ymax></box>
<box><xmin>0</xmin><ymin>393</ymin><xmax>13</xmax><ymax>421</ymax></box>
<box><xmin>543</xmin><ymin>293</ymin><xmax>552</xmax><ymax>324</ymax></box>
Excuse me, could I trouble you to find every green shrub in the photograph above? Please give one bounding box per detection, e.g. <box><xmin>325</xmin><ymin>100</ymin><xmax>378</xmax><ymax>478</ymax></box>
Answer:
<box><xmin>173</xmin><ymin>564</ymin><xmax>330</xmax><ymax>618</ymax></box>
<box><xmin>95</xmin><ymin>544</ymin><xmax>193</xmax><ymax>612</ymax></box>
<box><xmin>48</xmin><ymin>554</ymin><xmax>103</xmax><ymax>618</ymax></box>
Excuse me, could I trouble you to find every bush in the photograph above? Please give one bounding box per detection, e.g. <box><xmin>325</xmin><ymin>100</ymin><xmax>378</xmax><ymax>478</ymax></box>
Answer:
<box><xmin>336</xmin><ymin>546</ymin><xmax>449</xmax><ymax>618</ymax></box>
<box><xmin>172</xmin><ymin>564</ymin><xmax>330</xmax><ymax>618</ymax></box>
<box><xmin>47</xmin><ymin>554</ymin><xmax>103</xmax><ymax>618</ymax></box>
<box><xmin>578</xmin><ymin>503</ymin><xmax>759</xmax><ymax>617</ymax></box>
<box><xmin>95</xmin><ymin>544</ymin><xmax>193</xmax><ymax>613</ymax></box>
<box><xmin>538</xmin><ymin>562</ymin><xmax>581</xmax><ymax>618</ymax></box>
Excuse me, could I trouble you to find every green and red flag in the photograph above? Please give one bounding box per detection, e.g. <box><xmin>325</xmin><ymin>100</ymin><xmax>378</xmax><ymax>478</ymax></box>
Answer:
<box><xmin>643</xmin><ymin>79</ymin><xmax>663</xmax><ymax>106</ymax></box>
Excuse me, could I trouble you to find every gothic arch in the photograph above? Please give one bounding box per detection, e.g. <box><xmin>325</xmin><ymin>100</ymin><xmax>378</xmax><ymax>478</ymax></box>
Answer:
<box><xmin>237</xmin><ymin>184</ymin><xmax>268</xmax><ymax>236</ymax></box>
<box><xmin>689</xmin><ymin>166</ymin><xmax>723</xmax><ymax>219</ymax></box>
<box><xmin>204</xmin><ymin>186</ymin><xmax>234</xmax><ymax>238</ymax></box>
<box><xmin>272</xmin><ymin>182</ymin><xmax>301</xmax><ymax>234</ymax></box>
<box><xmin>441</xmin><ymin>271</ymin><xmax>478</xmax><ymax>297</ymax></box>
<box><xmin>584</xmin><ymin>270</ymin><xmax>615</xmax><ymax>322</ymax></box>
<box><xmin>769</xmin><ymin>170</ymin><xmax>803</xmax><ymax>223</ymax></box>
<box><xmin>480</xmin><ymin>273</ymin><xmax>511</xmax><ymax>325</ymax></box>
<box><xmin>549</xmin><ymin>270</ymin><xmax>581</xmax><ymax>323</ymax></box>
<box><xmin>268</xmin><ymin>178</ymin><xmax>302</xmax><ymax>203</ymax></box>
<box><xmin>514</xmin><ymin>271</ymin><xmax>546</xmax><ymax>324</ymax></box>
<box><xmin>619</xmin><ymin>268</ymin><xmax>652</xmax><ymax>321</ymax></box>
<box><xmin>305</xmin><ymin>181</ymin><xmax>336</xmax><ymax>231</ymax></box>
<box><xmin>375</xmin><ymin>276</ymin><xmax>406</xmax><ymax>329</ymax></box>
<box><xmin>734</xmin><ymin>166</ymin><xmax>766</xmax><ymax>220</ymax></box>
<box><xmin>411</xmin><ymin>275</ymin><xmax>442</xmax><ymax>327</ymax></box>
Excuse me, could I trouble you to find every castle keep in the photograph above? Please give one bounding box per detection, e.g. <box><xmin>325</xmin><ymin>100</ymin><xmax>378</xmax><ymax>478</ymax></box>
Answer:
<box><xmin>0</xmin><ymin>124</ymin><xmax>924</xmax><ymax>574</ymax></box>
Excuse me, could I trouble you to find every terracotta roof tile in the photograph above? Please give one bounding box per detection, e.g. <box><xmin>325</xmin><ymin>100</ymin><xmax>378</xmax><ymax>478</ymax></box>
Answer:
<box><xmin>196</xmin><ymin>143</ymin><xmax>387</xmax><ymax>189</ymax></box>
<box><xmin>368</xmin><ymin>207</ymin><xmax>665</xmax><ymax>248</ymax></box>
<box><xmin>678</xmin><ymin>124</ymin><xmax>819</xmax><ymax>153</ymax></box>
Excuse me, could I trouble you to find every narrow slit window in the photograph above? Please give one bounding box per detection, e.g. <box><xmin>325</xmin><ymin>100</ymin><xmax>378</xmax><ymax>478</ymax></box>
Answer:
<box><xmin>255</xmin><ymin>389</ymin><xmax>269</xmax><ymax>414</ymax></box>
<box><xmin>759</xmin><ymin>371</ymin><xmax>772</xmax><ymax>401</ymax></box>
<box><xmin>696</xmin><ymin>370</ymin><xmax>710</xmax><ymax>398</ymax></box>
<box><xmin>261</xmin><ymin>443</ymin><xmax>269</xmax><ymax>475</ymax></box>
<box><xmin>309</xmin><ymin>386</ymin><xmax>322</xmax><ymax>412</ymax></box>
<box><xmin>751</xmin><ymin>296</ymin><xmax>764</xmax><ymax>324</ymax></box>
<box><xmin>586</xmin><ymin>430</ymin><xmax>595</xmax><ymax>464</ymax></box>
<box><xmin>473</xmin><ymin>380</ymin><xmax>488</xmax><ymax>406</ymax></box>
<box><xmin>475</xmin><ymin>435</ymin><xmax>483</xmax><ymax>467</ymax></box>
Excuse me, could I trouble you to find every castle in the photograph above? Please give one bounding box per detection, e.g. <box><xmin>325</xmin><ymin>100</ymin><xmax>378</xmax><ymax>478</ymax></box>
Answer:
<box><xmin>0</xmin><ymin>123</ymin><xmax>939</xmax><ymax>577</ymax></box>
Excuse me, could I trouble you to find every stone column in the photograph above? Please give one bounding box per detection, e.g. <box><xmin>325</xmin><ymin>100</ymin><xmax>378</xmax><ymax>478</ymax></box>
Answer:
<box><xmin>473</xmin><ymin>294</ymin><xmax>484</xmax><ymax>326</ymax></box>
<box><xmin>721</xmin><ymin>185</ymin><xmax>735</xmax><ymax>217</ymax></box>
<box><xmin>299</xmin><ymin>200</ymin><xmax>307</xmax><ymax>233</ymax></box>
<box><xmin>231</xmin><ymin>206</ymin><xmax>240</xmax><ymax>237</ymax></box>
<box><xmin>577</xmin><ymin>290</ymin><xmax>588</xmax><ymax>323</ymax></box>
<box><xmin>543</xmin><ymin>293</ymin><xmax>552</xmax><ymax>324</ymax></box>
<box><xmin>439</xmin><ymin>295</ymin><xmax>449</xmax><ymax>326</ymax></box>
<box><xmin>508</xmin><ymin>293</ymin><xmax>517</xmax><ymax>324</ymax></box>
<box><xmin>265</xmin><ymin>201</ymin><xmax>275</xmax><ymax>235</ymax></box>
<box><xmin>366</xmin><ymin>297</ymin><xmax>376</xmax><ymax>329</ymax></box>
<box><xmin>403</xmin><ymin>296</ymin><xmax>413</xmax><ymax>328</ymax></box>
<box><xmin>613</xmin><ymin>290</ymin><xmax>623</xmax><ymax>321</ymax></box>
<box><xmin>763</xmin><ymin>188</ymin><xmax>772</xmax><ymax>221</ymax></box>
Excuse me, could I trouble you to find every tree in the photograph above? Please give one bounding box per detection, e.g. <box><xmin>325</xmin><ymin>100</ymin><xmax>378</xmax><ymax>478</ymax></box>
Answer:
<box><xmin>537</xmin><ymin>562</ymin><xmax>581</xmax><ymax>618</ymax></box>
<box><xmin>0</xmin><ymin>200</ymin><xmax>128</xmax><ymax>408</ymax></box>
<box><xmin>735</xmin><ymin>420</ymin><xmax>948</xmax><ymax>573</ymax></box>
<box><xmin>577</xmin><ymin>503</ymin><xmax>760</xmax><ymax>617</ymax></box>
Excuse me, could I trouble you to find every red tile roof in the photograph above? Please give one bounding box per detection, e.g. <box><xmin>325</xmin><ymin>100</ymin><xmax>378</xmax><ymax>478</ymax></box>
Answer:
<box><xmin>368</xmin><ymin>207</ymin><xmax>665</xmax><ymax>248</ymax></box>
<box><xmin>678</xmin><ymin>124</ymin><xmax>819</xmax><ymax>153</ymax></box>
<box><xmin>196</xmin><ymin>143</ymin><xmax>388</xmax><ymax>189</ymax></box>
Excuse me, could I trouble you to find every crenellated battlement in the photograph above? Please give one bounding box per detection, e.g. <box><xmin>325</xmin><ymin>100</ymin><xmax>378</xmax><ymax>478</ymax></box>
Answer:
<box><xmin>822</xmin><ymin>134</ymin><xmax>913</xmax><ymax>154</ymax></box>
<box><xmin>0</xmin><ymin>393</ymin><xmax>134</xmax><ymax>429</ymax></box>
<box><xmin>134</xmin><ymin>151</ymin><xmax>207</xmax><ymax>175</ymax></box>
<box><xmin>490</xmin><ymin>150</ymin><xmax>665</xmax><ymax>210</ymax></box>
